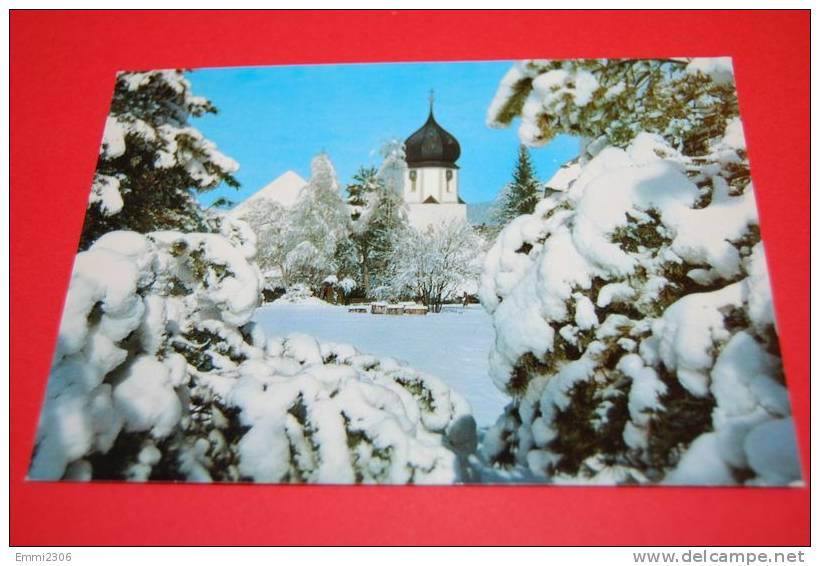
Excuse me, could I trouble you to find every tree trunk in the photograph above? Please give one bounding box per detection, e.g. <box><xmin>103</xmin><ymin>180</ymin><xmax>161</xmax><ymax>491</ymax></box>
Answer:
<box><xmin>361</xmin><ymin>246</ymin><xmax>370</xmax><ymax>299</ymax></box>
<box><xmin>431</xmin><ymin>293</ymin><xmax>442</xmax><ymax>313</ymax></box>
<box><xmin>363</xmin><ymin>261</ymin><xmax>370</xmax><ymax>299</ymax></box>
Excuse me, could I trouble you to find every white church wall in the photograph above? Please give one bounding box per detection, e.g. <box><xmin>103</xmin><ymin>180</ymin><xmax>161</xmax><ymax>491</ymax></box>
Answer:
<box><xmin>436</xmin><ymin>168</ymin><xmax>459</xmax><ymax>204</ymax></box>
<box><xmin>420</xmin><ymin>168</ymin><xmax>438</xmax><ymax>202</ymax></box>
<box><xmin>404</xmin><ymin>167</ymin><xmax>460</xmax><ymax>204</ymax></box>
<box><xmin>407</xmin><ymin>203</ymin><xmax>467</xmax><ymax>230</ymax></box>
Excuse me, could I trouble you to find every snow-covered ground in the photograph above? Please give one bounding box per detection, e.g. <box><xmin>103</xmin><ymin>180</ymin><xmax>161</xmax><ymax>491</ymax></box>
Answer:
<box><xmin>253</xmin><ymin>303</ymin><xmax>508</xmax><ymax>426</ymax></box>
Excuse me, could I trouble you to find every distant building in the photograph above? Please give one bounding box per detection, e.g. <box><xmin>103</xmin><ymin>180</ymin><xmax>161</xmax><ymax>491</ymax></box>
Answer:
<box><xmin>228</xmin><ymin>170</ymin><xmax>308</xmax><ymax>218</ymax></box>
<box><xmin>543</xmin><ymin>160</ymin><xmax>582</xmax><ymax>197</ymax></box>
<box><xmin>403</xmin><ymin>95</ymin><xmax>467</xmax><ymax>230</ymax></box>
<box><xmin>231</xmin><ymin>96</ymin><xmax>470</xmax><ymax>230</ymax></box>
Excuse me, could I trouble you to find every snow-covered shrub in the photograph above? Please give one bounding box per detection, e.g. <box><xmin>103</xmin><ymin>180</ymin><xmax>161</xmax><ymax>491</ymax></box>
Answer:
<box><xmin>337</xmin><ymin>277</ymin><xmax>357</xmax><ymax>297</ymax></box>
<box><xmin>479</xmin><ymin>128</ymin><xmax>799</xmax><ymax>486</ymax></box>
<box><xmin>31</xmin><ymin>228</ymin><xmax>475</xmax><ymax>484</ymax></box>
<box><xmin>273</xmin><ymin>283</ymin><xmax>328</xmax><ymax>306</ymax></box>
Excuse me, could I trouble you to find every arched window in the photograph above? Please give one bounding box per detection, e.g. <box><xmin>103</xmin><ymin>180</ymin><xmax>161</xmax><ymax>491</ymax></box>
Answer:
<box><xmin>409</xmin><ymin>170</ymin><xmax>417</xmax><ymax>192</ymax></box>
<box><xmin>445</xmin><ymin>169</ymin><xmax>453</xmax><ymax>192</ymax></box>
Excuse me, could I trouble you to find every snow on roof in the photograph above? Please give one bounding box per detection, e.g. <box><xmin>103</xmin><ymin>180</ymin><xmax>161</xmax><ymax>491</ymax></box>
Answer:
<box><xmin>229</xmin><ymin>170</ymin><xmax>308</xmax><ymax>217</ymax></box>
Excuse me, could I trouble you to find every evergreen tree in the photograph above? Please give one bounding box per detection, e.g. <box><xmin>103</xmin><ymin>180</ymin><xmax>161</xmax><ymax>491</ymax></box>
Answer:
<box><xmin>288</xmin><ymin>153</ymin><xmax>354</xmax><ymax>289</ymax></box>
<box><xmin>478</xmin><ymin>59</ymin><xmax>791</xmax><ymax>485</ymax></box>
<box><xmin>349</xmin><ymin>141</ymin><xmax>410</xmax><ymax>297</ymax></box>
<box><xmin>80</xmin><ymin>71</ymin><xmax>239</xmax><ymax>249</ymax></box>
<box><xmin>346</xmin><ymin>166</ymin><xmax>380</xmax><ymax>221</ymax></box>
<box><xmin>493</xmin><ymin>145</ymin><xmax>541</xmax><ymax>225</ymax></box>
<box><xmin>487</xmin><ymin>58</ymin><xmax>739</xmax><ymax>157</ymax></box>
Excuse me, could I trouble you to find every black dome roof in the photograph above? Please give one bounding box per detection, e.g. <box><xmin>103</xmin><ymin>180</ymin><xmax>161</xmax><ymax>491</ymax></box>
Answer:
<box><xmin>404</xmin><ymin>105</ymin><xmax>461</xmax><ymax>168</ymax></box>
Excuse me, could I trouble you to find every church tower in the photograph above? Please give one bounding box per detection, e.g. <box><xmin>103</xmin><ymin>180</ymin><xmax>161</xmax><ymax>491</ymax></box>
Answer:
<box><xmin>403</xmin><ymin>92</ymin><xmax>467</xmax><ymax>230</ymax></box>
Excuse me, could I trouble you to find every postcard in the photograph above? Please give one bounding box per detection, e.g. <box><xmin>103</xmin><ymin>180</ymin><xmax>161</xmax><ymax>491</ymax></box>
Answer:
<box><xmin>28</xmin><ymin>59</ymin><xmax>801</xmax><ymax>486</ymax></box>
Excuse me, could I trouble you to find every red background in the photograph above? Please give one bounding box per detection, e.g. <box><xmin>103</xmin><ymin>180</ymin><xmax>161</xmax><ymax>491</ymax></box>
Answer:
<box><xmin>10</xmin><ymin>10</ymin><xmax>810</xmax><ymax>546</ymax></box>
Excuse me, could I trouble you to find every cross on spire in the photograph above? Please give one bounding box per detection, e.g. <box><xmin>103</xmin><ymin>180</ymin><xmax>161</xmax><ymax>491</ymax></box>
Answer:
<box><xmin>428</xmin><ymin>89</ymin><xmax>435</xmax><ymax>114</ymax></box>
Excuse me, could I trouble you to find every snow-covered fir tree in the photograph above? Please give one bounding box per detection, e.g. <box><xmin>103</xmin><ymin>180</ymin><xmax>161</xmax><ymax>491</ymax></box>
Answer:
<box><xmin>478</xmin><ymin>58</ymin><xmax>800</xmax><ymax>486</ymax></box>
<box><xmin>348</xmin><ymin>165</ymin><xmax>383</xmax><ymax>296</ymax></box>
<box><xmin>346</xmin><ymin>166</ymin><xmax>380</xmax><ymax>222</ymax></box>
<box><xmin>492</xmin><ymin>145</ymin><xmax>542</xmax><ymax>226</ymax></box>
<box><xmin>348</xmin><ymin>142</ymin><xmax>410</xmax><ymax>298</ymax></box>
<box><xmin>81</xmin><ymin>70</ymin><xmax>239</xmax><ymax>249</ymax></box>
<box><xmin>287</xmin><ymin>153</ymin><xmax>356</xmax><ymax>290</ymax></box>
<box><xmin>488</xmin><ymin>58</ymin><xmax>739</xmax><ymax>157</ymax></box>
<box><xmin>376</xmin><ymin>139</ymin><xmax>408</xmax><ymax>195</ymax></box>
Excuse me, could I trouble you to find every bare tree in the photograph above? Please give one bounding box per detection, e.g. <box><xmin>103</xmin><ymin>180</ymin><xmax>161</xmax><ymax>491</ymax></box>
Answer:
<box><xmin>378</xmin><ymin>220</ymin><xmax>481</xmax><ymax>312</ymax></box>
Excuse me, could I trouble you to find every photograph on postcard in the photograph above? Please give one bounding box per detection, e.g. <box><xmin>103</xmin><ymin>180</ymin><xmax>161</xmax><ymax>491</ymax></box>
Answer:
<box><xmin>28</xmin><ymin>59</ymin><xmax>801</xmax><ymax>486</ymax></box>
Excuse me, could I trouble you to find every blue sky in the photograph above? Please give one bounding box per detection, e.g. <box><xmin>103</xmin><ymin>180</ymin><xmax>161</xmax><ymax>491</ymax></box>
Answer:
<box><xmin>188</xmin><ymin>61</ymin><xmax>580</xmax><ymax>208</ymax></box>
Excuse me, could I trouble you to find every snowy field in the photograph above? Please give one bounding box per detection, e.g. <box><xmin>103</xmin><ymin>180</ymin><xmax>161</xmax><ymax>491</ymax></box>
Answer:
<box><xmin>253</xmin><ymin>303</ymin><xmax>508</xmax><ymax>426</ymax></box>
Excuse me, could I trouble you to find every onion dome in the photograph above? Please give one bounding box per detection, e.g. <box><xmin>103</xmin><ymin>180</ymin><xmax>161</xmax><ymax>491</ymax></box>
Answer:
<box><xmin>404</xmin><ymin>95</ymin><xmax>461</xmax><ymax>168</ymax></box>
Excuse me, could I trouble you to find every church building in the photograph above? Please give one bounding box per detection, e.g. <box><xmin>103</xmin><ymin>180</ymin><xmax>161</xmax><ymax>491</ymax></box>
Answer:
<box><xmin>403</xmin><ymin>95</ymin><xmax>467</xmax><ymax>230</ymax></box>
